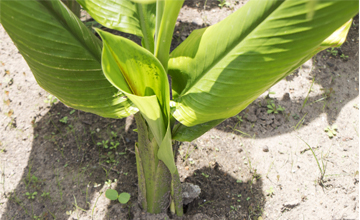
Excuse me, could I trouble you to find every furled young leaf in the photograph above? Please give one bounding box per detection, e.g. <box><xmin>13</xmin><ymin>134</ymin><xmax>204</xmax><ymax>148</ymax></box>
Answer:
<box><xmin>97</xmin><ymin>29</ymin><xmax>176</xmax><ymax>174</ymax></box>
<box><xmin>169</xmin><ymin>0</ymin><xmax>358</xmax><ymax>128</ymax></box>
<box><xmin>77</xmin><ymin>0</ymin><xmax>156</xmax><ymax>52</ymax></box>
<box><xmin>154</xmin><ymin>0</ymin><xmax>184</xmax><ymax>70</ymax></box>
<box><xmin>0</xmin><ymin>0</ymin><xmax>137</xmax><ymax>119</ymax></box>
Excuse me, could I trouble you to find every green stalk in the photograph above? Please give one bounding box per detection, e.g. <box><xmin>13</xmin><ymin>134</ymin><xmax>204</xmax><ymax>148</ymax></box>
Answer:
<box><xmin>154</xmin><ymin>0</ymin><xmax>184</xmax><ymax>71</ymax></box>
<box><xmin>134</xmin><ymin>113</ymin><xmax>172</xmax><ymax>213</ymax></box>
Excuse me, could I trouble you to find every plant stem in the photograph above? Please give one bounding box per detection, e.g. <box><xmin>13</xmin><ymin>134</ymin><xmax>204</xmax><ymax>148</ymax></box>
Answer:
<box><xmin>134</xmin><ymin>113</ymin><xmax>172</xmax><ymax>213</ymax></box>
<box><xmin>134</xmin><ymin>113</ymin><xmax>183</xmax><ymax>215</ymax></box>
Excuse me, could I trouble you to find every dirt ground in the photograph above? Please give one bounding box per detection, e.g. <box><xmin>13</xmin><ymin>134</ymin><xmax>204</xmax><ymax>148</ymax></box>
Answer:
<box><xmin>0</xmin><ymin>1</ymin><xmax>359</xmax><ymax>219</ymax></box>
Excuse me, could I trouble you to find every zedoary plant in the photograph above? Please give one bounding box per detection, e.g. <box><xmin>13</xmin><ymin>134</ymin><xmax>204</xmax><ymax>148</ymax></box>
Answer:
<box><xmin>0</xmin><ymin>0</ymin><xmax>358</xmax><ymax>216</ymax></box>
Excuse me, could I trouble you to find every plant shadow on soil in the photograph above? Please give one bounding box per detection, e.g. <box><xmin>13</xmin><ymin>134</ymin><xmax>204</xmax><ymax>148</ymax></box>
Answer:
<box><xmin>2</xmin><ymin>103</ymin><xmax>140</xmax><ymax>220</ymax></box>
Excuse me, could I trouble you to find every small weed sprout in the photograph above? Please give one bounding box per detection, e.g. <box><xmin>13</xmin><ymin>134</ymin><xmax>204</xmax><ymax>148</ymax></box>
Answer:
<box><xmin>217</xmin><ymin>0</ymin><xmax>230</xmax><ymax>8</ymax></box>
<box><xmin>105</xmin><ymin>152</ymin><xmax>116</xmax><ymax>164</ymax></box>
<box><xmin>111</xmin><ymin>131</ymin><xmax>118</xmax><ymax>139</ymax></box>
<box><xmin>324</xmin><ymin>124</ymin><xmax>338</xmax><ymax>138</ymax></box>
<box><xmin>66</xmin><ymin>210</ymin><xmax>74</xmax><ymax>216</ymax></box>
<box><xmin>340</xmin><ymin>53</ymin><xmax>349</xmax><ymax>60</ymax></box>
<box><xmin>97</xmin><ymin>140</ymin><xmax>109</xmax><ymax>149</ymax></box>
<box><xmin>25</xmin><ymin>191</ymin><xmax>37</xmax><ymax>199</ymax></box>
<box><xmin>298</xmin><ymin>137</ymin><xmax>328</xmax><ymax>186</ymax></box>
<box><xmin>41</xmin><ymin>191</ymin><xmax>50</xmax><ymax>199</ymax></box>
<box><xmin>267</xmin><ymin>100</ymin><xmax>285</xmax><ymax>114</ymax></box>
<box><xmin>105</xmin><ymin>189</ymin><xmax>131</xmax><ymax>204</ymax></box>
<box><xmin>292</xmin><ymin>114</ymin><xmax>300</xmax><ymax>120</ymax></box>
<box><xmin>236</xmin><ymin>115</ymin><xmax>243</xmax><ymax>123</ymax></box>
<box><xmin>105</xmin><ymin>179</ymin><xmax>112</xmax><ymax>187</ymax></box>
<box><xmin>110</xmin><ymin>141</ymin><xmax>120</xmax><ymax>150</ymax></box>
<box><xmin>59</xmin><ymin>116</ymin><xmax>68</xmax><ymax>124</ymax></box>
<box><xmin>44</xmin><ymin>94</ymin><xmax>58</xmax><ymax>106</ymax></box>
<box><xmin>201</xmin><ymin>172</ymin><xmax>209</xmax><ymax>178</ymax></box>
<box><xmin>266</xmin><ymin>186</ymin><xmax>275</xmax><ymax>197</ymax></box>
<box><xmin>327</xmin><ymin>47</ymin><xmax>339</xmax><ymax>56</ymax></box>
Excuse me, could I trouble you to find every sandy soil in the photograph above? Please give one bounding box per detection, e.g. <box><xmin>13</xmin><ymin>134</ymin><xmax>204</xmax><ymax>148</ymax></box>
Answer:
<box><xmin>0</xmin><ymin>1</ymin><xmax>358</xmax><ymax>219</ymax></box>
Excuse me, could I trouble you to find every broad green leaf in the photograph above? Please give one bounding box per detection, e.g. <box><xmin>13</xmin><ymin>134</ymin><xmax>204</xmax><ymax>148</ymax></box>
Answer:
<box><xmin>77</xmin><ymin>0</ymin><xmax>156</xmax><ymax>52</ymax></box>
<box><xmin>105</xmin><ymin>189</ymin><xmax>119</xmax><ymax>201</ymax></box>
<box><xmin>97</xmin><ymin>29</ymin><xmax>176</xmax><ymax>173</ymax></box>
<box><xmin>169</xmin><ymin>0</ymin><xmax>358</xmax><ymax>127</ymax></box>
<box><xmin>0</xmin><ymin>0</ymin><xmax>136</xmax><ymax>119</ymax></box>
<box><xmin>118</xmin><ymin>192</ymin><xmax>131</xmax><ymax>204</ymax></box>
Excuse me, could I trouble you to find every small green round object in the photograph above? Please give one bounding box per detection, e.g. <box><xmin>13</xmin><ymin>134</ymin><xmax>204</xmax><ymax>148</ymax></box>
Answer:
<box><xmin>105</xmin><ymin>189</ymin><xmax>118</xmax><ymax>201</ymax></box>
<box><xmin>118</xmin><ymin>192</ymin><xmax>130</xmax><ymax>204</ymax></box>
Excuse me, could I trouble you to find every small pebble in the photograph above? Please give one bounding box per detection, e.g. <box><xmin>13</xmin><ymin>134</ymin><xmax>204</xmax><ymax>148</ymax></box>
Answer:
<box><xmin>263</xmin><ymin>146</ymin><xmax>269</xmax><ymax>152</ymax></box>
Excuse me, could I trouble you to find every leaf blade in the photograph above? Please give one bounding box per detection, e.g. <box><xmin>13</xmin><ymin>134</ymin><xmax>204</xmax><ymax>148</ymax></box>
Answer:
<box><xmin>77</xmin><ymin>0</ymin><xmax>156</xmax><ymax>43</ymax></box>
<box><xmin>169</xmin><ymin>0</ymin><xmax>358</xmax><ymax>127</ymax></box>
<box><xmin>0</xmin><ymin>0</ymin><xmax>136</xmax><ymax>119</ymax></box>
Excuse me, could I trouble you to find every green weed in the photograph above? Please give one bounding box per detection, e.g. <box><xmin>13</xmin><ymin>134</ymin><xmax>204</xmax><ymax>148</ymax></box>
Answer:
<box><xmin>105</xmin><ymin>189</ymin><xmax>131</xmax><ymax>204</ymax></box>
<box><xmin>265</xmin><ymin>186</ymin><xmax>274</xmax><ymax>197</ymax></box>
<box><xmin>201</xmin><ymin>172</ymin><xmax>209</xmax><ymax>178</ymax></box>
<box><xmin>300</xmin><ymin>78</ymin><xmax>315</xmax><ymax>111</ymax></box>
<box><xmin>97</xmin><ymin>140</ymin><xmax>109</xmax><ymax>149</ymax></box>
<box><xmin>340</xmin><ymin>54</ymin><xmax>349</xmax><ymax>60</ymax></box>
<box><xmin>267</xmin><ymin>100</ymin><xmax>285</xmax><ymax>114</ymax></box>
<box><xmin>44</xmin><ymin>95</ymin><xmax>58</xmax><ymax>106</ymax></box>
<box><xmin>298</xmin><ymin>137</ymin><xmax>328</xmax><ymax>186</ymax></box>
<box><xmin>59</xmin><ymin>116</ymin><xmax>68</xmax><ymax>124</ymax></box>
<box><xmin>25</xmin><ymin>191</ymin><xmax>37</xmax><ymax>199</ymax></box>
<box><xmin>218</xmin><ymin>0</ymin><xmax>230</xmax><ymax>8</ymax></box>
<box><xmin>324</xmin><ymin>124</ymin><xmax>338</xmax><ymax>138</ymax></box>
<box><xmin>110</xmin><ymin>141</ymin><xmax>120</xmax><ymax>150</ymax></box>
<box><xmin>327</xmin><ymin>47</ymin><xmax>338</xmax><ymax>56</ymax></box>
